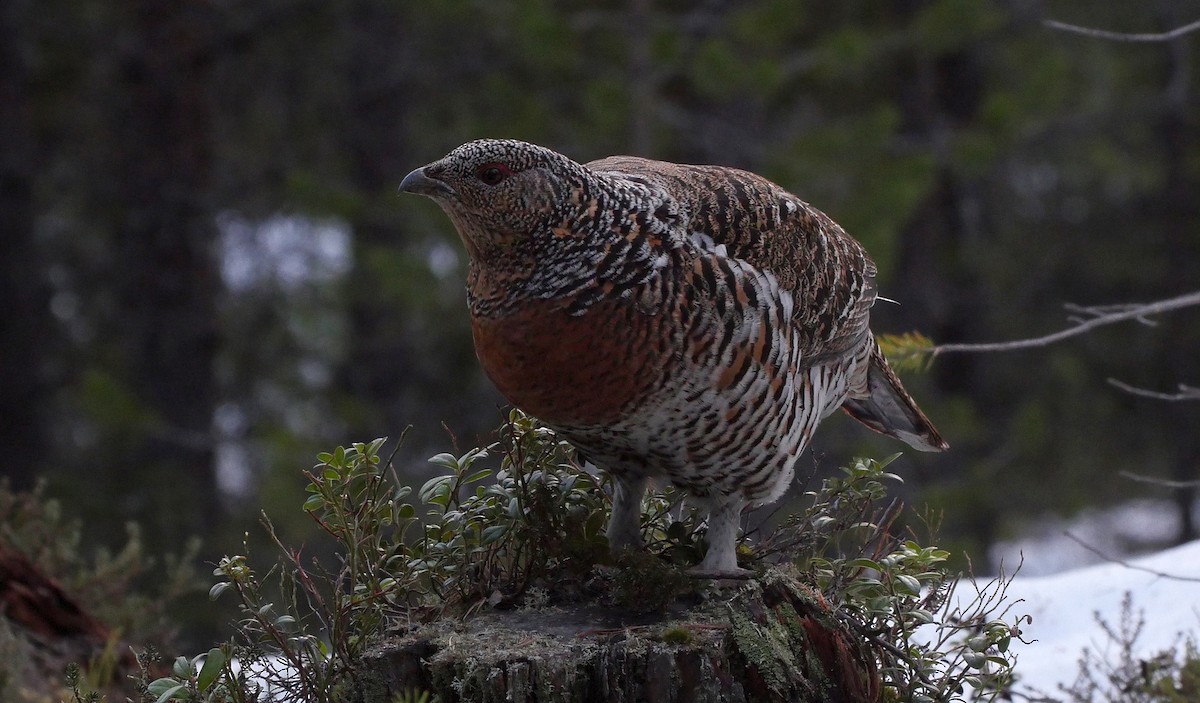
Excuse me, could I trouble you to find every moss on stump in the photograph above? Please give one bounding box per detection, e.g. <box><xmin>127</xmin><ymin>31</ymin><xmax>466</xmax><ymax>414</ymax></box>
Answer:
<box><xmin>352</xmin><ymin>568</ymin><xmax>879</xmax><ymax>703</ymax></box>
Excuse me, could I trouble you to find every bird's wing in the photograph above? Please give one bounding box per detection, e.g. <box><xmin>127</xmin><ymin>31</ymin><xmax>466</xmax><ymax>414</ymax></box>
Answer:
<box><xmin>588</xmin><ymin>156</ymin><xmax>877</xmax><ymax>363</ymax></box>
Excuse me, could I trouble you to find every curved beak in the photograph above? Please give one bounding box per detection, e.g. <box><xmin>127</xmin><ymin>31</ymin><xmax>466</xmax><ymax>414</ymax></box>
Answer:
<box><xmin>398</xmin><ymin>166</ymin><xmax>453</xmax><ymax>197</ymax></box>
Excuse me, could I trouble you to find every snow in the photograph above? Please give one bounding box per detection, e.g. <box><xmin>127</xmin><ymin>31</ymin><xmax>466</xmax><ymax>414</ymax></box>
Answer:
<box><xmin>1001</xmin><ymin>538</ymin><xmax>1200</xmax><ymax>697</ymax></box>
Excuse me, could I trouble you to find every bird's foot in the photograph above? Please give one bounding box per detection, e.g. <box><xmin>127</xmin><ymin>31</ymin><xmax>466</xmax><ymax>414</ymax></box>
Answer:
<box><xmin>688</xmin><ymin>540</ymin><xmax>752</xmax><ymax>580</ymax></box>
<box><xmin>606</xmin><ymin>530</ymin><xmax>644</xmax><ymax>555</ymax></box>
<box><xmin>687</xmin><ymin>564</ymin><xmax>754</xmax><ymax>580</ymax></box>
<box><xmin>606</xmin><ymin>518</ymin><xmax>645</xmax><ymax>557</ymax></box>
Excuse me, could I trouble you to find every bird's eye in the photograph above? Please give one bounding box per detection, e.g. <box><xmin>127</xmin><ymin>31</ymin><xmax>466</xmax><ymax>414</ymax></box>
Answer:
<box><xmin>476</xmin><ymin>163</ymin><xmax>511</xmax><ymax>185</ymax></box>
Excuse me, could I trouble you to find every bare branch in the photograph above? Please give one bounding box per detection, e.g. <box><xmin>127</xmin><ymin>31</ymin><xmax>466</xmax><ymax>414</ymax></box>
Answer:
<box><xmin>1065</xmin><ymin>302</ymin><xmax>1161</xmax><ymax>327</ymax></box>
<box><xmin>1107</xmin><ymin>378</ymin><xmax>1200</xmax><ymax>401</ymax></box>
<box><xmin>1063</xmin><ymin>531</ymin><xmax>1200</xmax><ymax>582</ymax></box>
<box><xmin>1044</xmin><ymin>18</ymin><xmax>1200</xmax><ymax>43</ymax></box>
<box><xmin>931</xmin><ymin>290</ymin><xmax>1200</xmax><ymax>355</ymax></box>
<box><xmin>1118</xmin><ymin>471</ymin><xmax>1200</xmax><ymax>490</ymax></box>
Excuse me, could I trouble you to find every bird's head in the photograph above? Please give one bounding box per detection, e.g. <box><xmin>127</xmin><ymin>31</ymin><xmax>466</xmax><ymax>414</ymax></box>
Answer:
<box><xmin>398</xmin><ymin>139</ymin><xmax>584</xmax><ymax>262</ymax></box>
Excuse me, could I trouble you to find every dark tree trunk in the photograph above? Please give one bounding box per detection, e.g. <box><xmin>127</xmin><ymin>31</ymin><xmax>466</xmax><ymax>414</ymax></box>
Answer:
<box><xmin>887</xmin><ymin>4</ymin><xmax>996</xmax><ymax>550</ymax></box>
<box><xmin>334</xmin><ymin>1</ymin><xmax>417</xmax><ymax>445</ymax></box>
<box><xmin>104</xmin><ymin>0</ymin><xmax>222</xmax><ymax>540</ymax></box>
<box><xmin>0</xmin><ymin>0</ymin><xmax>50</xmax><ymax>489</ymax></box>
<box><xmin>1154</xmin><ymin>10</ymin><xmax>1199</xmax><ymax>545</ymax></box>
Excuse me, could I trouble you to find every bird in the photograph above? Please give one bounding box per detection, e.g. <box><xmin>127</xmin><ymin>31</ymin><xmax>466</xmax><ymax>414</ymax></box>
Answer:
<box><xmin>398</xmin><ymin>139</ymin><xmax>947</xmax><ymax>578</ymax></box>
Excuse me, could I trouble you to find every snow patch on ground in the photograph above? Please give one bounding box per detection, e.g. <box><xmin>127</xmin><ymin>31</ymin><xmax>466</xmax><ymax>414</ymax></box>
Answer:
<box><xmin>1002</xmin><ymin>538</ymin><xmax>1200</xmax><ymax>697</ymax></box>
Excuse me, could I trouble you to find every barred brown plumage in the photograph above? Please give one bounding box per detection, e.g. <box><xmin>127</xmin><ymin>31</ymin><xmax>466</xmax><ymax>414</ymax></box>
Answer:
<box><xmin>399</xmin><ymin>139</ymin><xmax>947</xmax><ymax>577</ymax></box>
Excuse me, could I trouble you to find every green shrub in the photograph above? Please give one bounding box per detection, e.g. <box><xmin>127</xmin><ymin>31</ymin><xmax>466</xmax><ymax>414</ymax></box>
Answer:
<box><xmin>110</xmin><ymin>410</ymin><xmax>1026</xmax><ymax>702</ymax></box>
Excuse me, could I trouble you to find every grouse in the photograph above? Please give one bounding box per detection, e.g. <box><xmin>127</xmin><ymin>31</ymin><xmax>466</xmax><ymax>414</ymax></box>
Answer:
<box><xmin>399</xmin><ymin>139</ymin><xmax>947</xmax><ymax>577</ymax></box>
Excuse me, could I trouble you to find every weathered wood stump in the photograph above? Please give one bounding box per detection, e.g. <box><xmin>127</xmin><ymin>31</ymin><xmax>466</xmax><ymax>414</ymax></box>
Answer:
<box><xmin>353</xmin><ymin>568</ymin><xmax>879</xmax><ymax>703</ymax></box>
<box><xmin>0</xmin><ymin>539</ymin><xmax>124</xmax><ymax>697</ymax></box>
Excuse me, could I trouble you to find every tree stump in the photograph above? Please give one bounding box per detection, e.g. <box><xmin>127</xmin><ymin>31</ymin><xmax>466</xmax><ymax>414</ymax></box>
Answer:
<box><xmin>352</xmin><ymin>568</ymin><xmax>880</xmax><ymax>703</ymax></box>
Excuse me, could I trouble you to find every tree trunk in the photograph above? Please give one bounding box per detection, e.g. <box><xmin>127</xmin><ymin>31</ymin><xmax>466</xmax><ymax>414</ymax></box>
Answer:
<box><xmin>352</xmin><ymin>570</ymin><xmax>880</xmax><ymax>703</ymax></box>
<box><xmin>104</xmin><ymin>0</ymin><xmax>222</xmax><ymax>542</ymax></box>
<box><xmin>0</xmin><ymin>0</ymin><xmax>50</xmax><ymax>489</ymax></box>
<box><xmin>1155</xmin><ymin>5</ymin><xmax>1199</xmax><ymax>546</ymax></box>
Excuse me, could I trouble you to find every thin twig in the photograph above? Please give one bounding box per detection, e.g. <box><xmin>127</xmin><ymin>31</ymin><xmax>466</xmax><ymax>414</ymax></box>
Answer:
<box><xmin>1118</xmin><ymin>471</ymin><xmax>1200</xmax><ymax>489</ymax></box>
<box><xmin>1063</xmin><ymin>531</ymin><xmax>1200</xmax><ymax>582</ymax></box>
<box><xmin>1107</xmin><ymin>378</ymin><xmax>1200</xmax><ymax>401</ymax></box>
<box><xmin>1044</xmin><ymin>18</ymin><xmax>1200</xmax><ymax>43</ymax></box>
<box><xmin>931</xmin><ymin>290</ymin><xmax>1200</xmax><ymax>355</ymax></box>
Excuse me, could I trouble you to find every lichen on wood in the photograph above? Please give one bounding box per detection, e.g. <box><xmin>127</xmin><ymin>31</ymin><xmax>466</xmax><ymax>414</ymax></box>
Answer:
<box><xmin>352</xmin><ymin>567</ymin><xmax>881</xmax><ymax>703</ymax></box>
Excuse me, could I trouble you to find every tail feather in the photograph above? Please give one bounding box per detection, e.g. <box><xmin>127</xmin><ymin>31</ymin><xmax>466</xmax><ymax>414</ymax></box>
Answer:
<box><xmin>842</xmin><ymin>343</ymin><xmax>948</xmax><ymax>452</ymax></box>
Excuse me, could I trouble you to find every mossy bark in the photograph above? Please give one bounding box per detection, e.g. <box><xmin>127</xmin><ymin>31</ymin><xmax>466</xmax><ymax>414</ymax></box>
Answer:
<box><xmin>351</xmin><ymin>568</ymin><xmax>879</xmax><ymax>703</ymax></box>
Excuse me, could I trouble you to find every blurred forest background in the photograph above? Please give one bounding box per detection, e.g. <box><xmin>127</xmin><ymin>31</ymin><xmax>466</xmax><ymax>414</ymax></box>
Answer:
<box><xmin>1</xmin><ymin>0</ymin><xmax>1198</xmax><ymax>649</ymax></box>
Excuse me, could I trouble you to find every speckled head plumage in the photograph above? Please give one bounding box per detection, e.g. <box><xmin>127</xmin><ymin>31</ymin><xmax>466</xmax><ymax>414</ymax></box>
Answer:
<box><xmin>399</xmin><ymin>139</ymin><xmax>947</xmax><ymax>578</ymax></box>
<box><xmin>401</xmin><ymin>139</ymin><xmax>685</xmax><ymax>318</ymax></box>
<box><xmin>399</xmin><ymin>139</ymin><xmax>589</xmax><ymax>262</ymax></box>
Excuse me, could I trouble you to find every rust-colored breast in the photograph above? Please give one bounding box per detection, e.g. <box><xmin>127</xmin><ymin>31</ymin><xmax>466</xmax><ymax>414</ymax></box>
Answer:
<box><xmin>471</xmin><ymin>297</ymin><xmax>668</xmax><ymax>427</ymax></box>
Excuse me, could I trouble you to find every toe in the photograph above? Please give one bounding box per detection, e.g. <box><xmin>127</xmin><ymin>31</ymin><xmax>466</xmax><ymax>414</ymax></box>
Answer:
<box><xmin>687</xmin><ymin>565</ymin><xmax>754</xmax><ymax>580</ymax></box>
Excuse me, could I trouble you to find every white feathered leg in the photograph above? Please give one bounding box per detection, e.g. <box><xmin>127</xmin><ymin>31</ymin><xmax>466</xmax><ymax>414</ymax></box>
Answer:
<box><xmin>690</xmin><ymin>493</ymin><xmax>751</xmax><ymax>578</ymax></box>
<box><xmin>606</xmin><ymin>473</ymin><xmax>647</xmax><ymax>553</ymax></box>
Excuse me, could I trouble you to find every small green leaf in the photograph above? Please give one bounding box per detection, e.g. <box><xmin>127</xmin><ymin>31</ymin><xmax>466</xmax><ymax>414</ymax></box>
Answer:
<box><xmin>209</xmin><ymin>581</ymin><xmax>231</xmax><ymax>600</ymax></box>
<box><xmin>481</xmin><ymin>524</ymin><xmax>508</xmax><ymax>545</ymax></box>
<box><xmin>996</xmin><ymin>634</ymin><xmax>1011</xmax><ymax>652</ymax></box>
<box><xmin>172</xmin><ymin>656</ymin><xmax>192</xmax><ymax>678</ymax></box>
<box><xmin>876</xmin><ymin>452</ymin><xmax>903</xmax><ymax>468</ymax></box>
<box><xmin>463</xmin><ymin>468</ymin><xmax>493</xmax><ymax>484</ymax></box>
<box><xmin>197</xmin><ymin>648</ymin><xmax>226</xmax><ymax>691</ymax></box>
<box><xmin>894</xmin><ymin>574</ymin><xmax>922</xmax><ymax>595</ymax></box>
<box><xmin>427</xmin><ymin>453</ymin><xmax>460</xmax><ymax>470</ymax></box>
<box><xmin>156</xmin><ymin>684</ymin><xmax>187</xmax><ymax>703</ymax></box>
<box><xmin>146</xmin><ymin>678</ymin><xmax>180</xmax><ymax>697</ymax></box>
<box><xmin>419</xmin><ymin>475</ymin><xmax>453</xmax><ymax>504</ymax></box>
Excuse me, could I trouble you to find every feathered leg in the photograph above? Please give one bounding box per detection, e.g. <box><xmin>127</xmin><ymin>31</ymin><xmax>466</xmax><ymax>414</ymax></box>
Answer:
<box><xmin>690</xmin><ymin>493</ymin><xmax>750</xmax><ymax>578</ymax></box>
<box><xmin>606</xmin><ymin>473</ymin><xmax>647</xmax><ymax>553</ymax></box>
